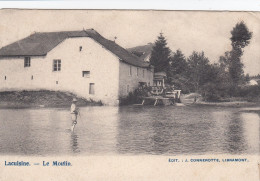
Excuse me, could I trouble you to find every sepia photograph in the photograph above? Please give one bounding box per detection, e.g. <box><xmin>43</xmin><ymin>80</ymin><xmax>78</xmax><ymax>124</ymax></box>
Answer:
<box><xmin>0</xmin><ymin>8</ymin><xmax>259</xmax><ymax>180</ymax></box>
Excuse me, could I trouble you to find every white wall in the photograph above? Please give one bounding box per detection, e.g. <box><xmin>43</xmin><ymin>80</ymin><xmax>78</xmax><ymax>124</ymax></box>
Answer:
<box><xmin>0</xmin><ymin>37</ymin><xmax>154</xmax><ymax>105</ymax></box>
<box><xmin>0</xmin><ymin>37</ymin><xmax>120</xmax><ymax>105</ymax></box>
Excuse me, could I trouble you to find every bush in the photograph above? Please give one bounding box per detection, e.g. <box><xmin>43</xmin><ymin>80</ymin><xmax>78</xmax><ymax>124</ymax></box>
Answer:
<box><xmin>119</xmin><ymin>85</ymin><xmax>151</xmax><ymax>105</ymax></box>
<box><xmin>200</xmin><ymin>82</ymin><xmax>260</xmax><ymax>102</ymax></box>
<box><xmin>236</xmin><ymin>85</ymin><xmax>260</xmax><ymax>102</ymax></box>
<box><xmin>200</xmin><ymin>83</ymin><xmax>222</xmax><ymax>101</ymax></box>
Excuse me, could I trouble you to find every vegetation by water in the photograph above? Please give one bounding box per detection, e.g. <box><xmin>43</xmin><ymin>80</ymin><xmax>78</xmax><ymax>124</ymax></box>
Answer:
<box><xmin>149</xmin><ymin>21</ymin><xmax>259</xmax><ymax>102</ymax></box>
<box><xmin>120</xmin><ymin>85</ymin><xmax>151</xmax><ymax>105</ymax></box>
<box><xmin>0</xmin><ymin>90</ymin><xmax>102</xmax><ymax>108</ymax></box>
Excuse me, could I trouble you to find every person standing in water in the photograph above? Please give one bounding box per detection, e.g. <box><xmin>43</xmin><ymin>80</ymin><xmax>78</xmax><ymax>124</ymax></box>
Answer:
<box><xmin>71</xmin><ymin>98</ymin><xmax>79</xmax><ymax>132</ymax></box>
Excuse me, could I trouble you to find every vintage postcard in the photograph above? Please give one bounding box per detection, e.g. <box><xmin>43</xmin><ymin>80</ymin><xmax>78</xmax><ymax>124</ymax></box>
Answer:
<box><xmin>0</xmin><ymin>9</ymin><xmax>259</xmax><ymax>180</ymax></box>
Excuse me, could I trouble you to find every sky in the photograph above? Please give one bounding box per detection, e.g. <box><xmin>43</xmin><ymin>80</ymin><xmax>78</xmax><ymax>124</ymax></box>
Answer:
<box><xmin>0</xmin><ymin>10</ymin><xmax>259</xmax><ymax>75</ymax></box>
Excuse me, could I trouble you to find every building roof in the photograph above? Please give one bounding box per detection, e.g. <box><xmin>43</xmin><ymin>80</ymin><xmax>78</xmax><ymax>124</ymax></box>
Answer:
<box><xmin>0</xmin><ymin>29</ymin><xmax>150</xmax><ymax>68</ymax></box>
<box><xmin>154</xmin><ymin>71</ymin><xmax>167</xmax><ymax>80</ymax></box>
<box><xmin>248</xmin><ymin>79</ymin><xmax>258</xmax><ymax>85</ymax></box>
<box><xmin>127</xmin><ymin>43</ymin><xmax>154</xmax><ymax>62</ymax></box>
<box><xmin>154</xmin><ymin>71</ymin><xmax>167</xmax><ymax>77</ymax></box>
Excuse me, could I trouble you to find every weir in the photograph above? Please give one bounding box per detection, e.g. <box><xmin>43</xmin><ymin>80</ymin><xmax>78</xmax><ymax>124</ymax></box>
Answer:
<box><xmin>141</xmin><ymin>96</ymin><xmax>175</xmax><ymax>106</ymax></box>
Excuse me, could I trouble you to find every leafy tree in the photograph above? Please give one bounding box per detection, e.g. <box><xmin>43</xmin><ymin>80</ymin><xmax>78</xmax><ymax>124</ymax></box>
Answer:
<box><xmin>150</xmin><ymin>33</ymin><xmax>171</xmax><ymax>72</ymax></box>
<box><xmin>219</xmin><ymin>51</ymin><xmax>231</xmax><ymax>71</ymax></box>
<box><xmin>169</xmin><ymin>49</ymin><xmax>187</xmax><ymax>75</ymax></box>
<box><xmin>212</xmin><ymin>21</ymin><xmax>253</xmax><ymax>99</ymax></box>
<box><xmin>167</xmin><ymin>50</ymin><xmax>190</xmax><ymax>92</ymax></box>
<box><xmin>230</xmin><ymin>21</ymin><xmax>252</xmax><ymax>49</ymax></box>
<box><xmin>201</xmin><ymin>63</ymin><xmax>233</xmax><ymax>101</ymax></box>
<box><xmin>251</xmin><ymin>74</ymin><xmax>260</xmax><ymax>79</ymax></box>
<box><xmin>186</xmin><ymin>51</ymin><xmax>211</xmax><ymax>92</ymax></box>
<box><xmin>244</xmin><ymin>73</ymin><xmax>250</xmax><ymax>82</ymax></box>
<box><xmin>229</xmin><ymin>21</ymin><xmax>252</xmax><ymax>84</ymax></box>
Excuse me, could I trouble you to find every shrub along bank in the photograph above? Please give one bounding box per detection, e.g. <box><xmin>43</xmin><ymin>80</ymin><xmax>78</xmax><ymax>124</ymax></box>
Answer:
<box><xmin>0</xmin><ymin>90</ymin><xmax>102</xmax><ymax>108</ymax></box>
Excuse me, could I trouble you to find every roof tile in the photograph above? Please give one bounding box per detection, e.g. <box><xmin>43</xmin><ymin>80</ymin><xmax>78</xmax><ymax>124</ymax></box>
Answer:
<box><xmin>0</xmin><ymin>29</ymin><xmax>150</xmax><ymax>68</ymax></box>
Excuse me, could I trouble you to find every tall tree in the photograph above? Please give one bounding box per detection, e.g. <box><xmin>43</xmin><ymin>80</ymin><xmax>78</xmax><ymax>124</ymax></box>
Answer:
<box><xmin>219</xmin><ymin>51</ymin><xmax>231</xmax><ymax>71</ymax></box>
<box><xmin>187</xmin><ymin>51</ymin><xmax>211</xmax><ymax>92</ymax></box>
<box><xmin>169</xmin><ymin>49</ymin><xmax>187</xmax><ymax>75</ymax></box>
<box><xmin>167</xmin><ymin>50</ymin><xmax>189</xmax><ymax>90</ymax></box>
<box><xmin>150</xmin><ymin>33</ymin><xmax>171</xmax><ymax>72</ymax></box>
<box><xmin>229</xmin><ymin>21</ymin><xmax>252</xmax><ymax>84</ymax></box>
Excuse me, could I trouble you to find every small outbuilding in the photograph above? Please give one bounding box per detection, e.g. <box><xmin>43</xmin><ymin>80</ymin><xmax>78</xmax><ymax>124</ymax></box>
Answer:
<box><xmin>248</xmin><ymin>79</ymin><xmax>258</xmax><ymax>86</ymax></box>
<box><xmin>153</xmin><ymin>71</ymin><xmax>167</xmax><ymax>87</ymax></box>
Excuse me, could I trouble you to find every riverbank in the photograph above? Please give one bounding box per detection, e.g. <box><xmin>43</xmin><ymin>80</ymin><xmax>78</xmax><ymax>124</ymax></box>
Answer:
<box><xmin>181</xmin><ymin>93</ymin><xmax>260</xmax><ymax>107</ymax></box>
<box><xmin>194</xmin><ymin>101</ymin><xmax>259</xmax><ymax>108</ymax></box>
<box><xmin>0</xmin><ymin>90</ymin><xmax>102</xmax><ymax>109</ymax></box>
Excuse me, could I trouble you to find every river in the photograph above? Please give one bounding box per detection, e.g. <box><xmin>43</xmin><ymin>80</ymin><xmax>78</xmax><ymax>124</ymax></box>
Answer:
<box><xmin>0</xmin><ymin>105</ymin><xmax>259</xmax><ymax>156</ymax></box>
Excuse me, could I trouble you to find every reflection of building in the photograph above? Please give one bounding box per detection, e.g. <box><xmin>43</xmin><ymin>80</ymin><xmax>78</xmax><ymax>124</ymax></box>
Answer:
<box><xmin>153</xmin><ymin>72</ymin><xmax>167</xmax><ymax>87</ymax></box>
<box><xmin>0</xmin><ymin>29</ymin><xmax>154</xmax><ymax>105</ymax></box>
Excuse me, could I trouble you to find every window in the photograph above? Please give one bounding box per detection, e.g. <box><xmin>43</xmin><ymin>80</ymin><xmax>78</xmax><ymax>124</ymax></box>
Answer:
<box><xmin>137</xmin><ymin>68</ymin><xmax>139</xmax><ymax>77</ymax></box>
<box><xmin>56</xmin><ymin>81</ymin><xmax>59</xmax><ymax>84</ymax></box>
<box><xmin>143</xmin><ymin>69</ymin><xmax>145</xmax><ymax>78</ymax></box>
<box><xmin>82</xmin><ymin>71</ymin><xmax>90</xmax><ymax>78</ymax></box>
<box><xmin>4</xmin><ymin>76</ymin><xmax>6</xmax><ymax>80</ymax></box>
<box><xmin>24</xmin><ymin>57</ymin><xmax>31</xmax><ymax>67</ymax></box>
<box><xmin>79</xmin><ymin>46</ymin><xmax>82</xmax><ymax>51</ymax></box>
<box><xmin>53</xmin><ymin>59</ymin><xmax>61</xmax><ymax>71</ymax></box>
<box><xmin>89</xmin><ymin>83</ymin><xmax>95</xmax><ymax>95</ymax></box>
<box><xmin>129</xmin><ymin>66</ymin><xmax>132</xmax><ymax>76</ymax></box>
<box><xmin>31</xmin><ymin>75</ymin><xmax>33</xmax><ymax>80</ymax></box>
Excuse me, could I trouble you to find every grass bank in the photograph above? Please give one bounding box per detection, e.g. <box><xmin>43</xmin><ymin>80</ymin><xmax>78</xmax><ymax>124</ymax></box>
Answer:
<box><xmin>0</xmin><ymin>90</ymin><xmax>102</xmax><ymax>109</ymax></box>
<box><xmin>194</xmin><ymin>101</ymin><xmax>258</xmax><ymax>108</ymax></box>
<box><xmin>181</xmin><ymin>93</ymin><xmax>259</xmax><ymax>107</ymax></box>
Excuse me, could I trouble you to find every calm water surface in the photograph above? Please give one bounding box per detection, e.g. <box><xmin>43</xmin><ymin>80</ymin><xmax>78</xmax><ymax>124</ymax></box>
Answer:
<box><xmin>0</xmin><ymin>105</ymin><xmax>259</xmax><ymax>156</ymax></box>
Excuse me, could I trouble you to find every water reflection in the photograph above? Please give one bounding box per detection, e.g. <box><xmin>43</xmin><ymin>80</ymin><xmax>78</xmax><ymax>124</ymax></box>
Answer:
<box><xmin>241</xmin><ymin>113</ymin><xmax>260</xmax><ymax>154</ymax></box>
<box><xmin>225</xmin><ymin>113</ymin><xmax>247</xmax><ymax>154</ymax></box>
<box><xmin>116</xmin><ymin>106</ymin><xmax>259</xmax><ymax>155</ymax></box>
<box><xmin>70</xmin><ymin>132</ymin><xmax>80</xmax><ymax>154</ymax></box>
<box><xmin>0</xmin><ymin>105</ymin><xmax>259</xmax><ymax>155</ymax></box>
<box><xmin>116</xmin><ymin>106</ymin><xmax>214</xmax><ymax>155</ymax></box>
<box><xmin>70</xmin><ymin>106</ymin><xmax>119</xmax><ymax>155</ymax></box>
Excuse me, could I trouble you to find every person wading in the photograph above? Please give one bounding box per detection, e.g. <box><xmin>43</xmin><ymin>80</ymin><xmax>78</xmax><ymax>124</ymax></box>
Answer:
<box><xmin>71</xmin><ymin>98</ymin><xmax>79</xmax><ymax>132</ymax></box>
